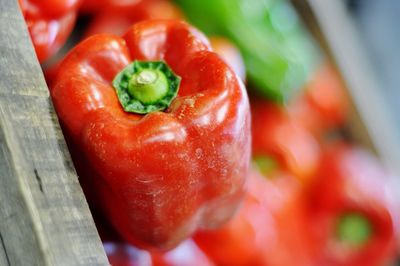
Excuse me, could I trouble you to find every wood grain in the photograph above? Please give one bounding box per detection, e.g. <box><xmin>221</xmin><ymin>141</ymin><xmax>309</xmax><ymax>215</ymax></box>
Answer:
<box><xmin>0</xmin><ymin>0</ymin><xmax>109</xmax><ymax>265</ymax></box>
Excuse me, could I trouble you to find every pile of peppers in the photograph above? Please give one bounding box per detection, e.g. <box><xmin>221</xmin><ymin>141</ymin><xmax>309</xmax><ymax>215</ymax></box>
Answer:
<box><xmin>20</xmin><ymin>0</ymin><xmax>400</xmax><ymax>265</ymax></box>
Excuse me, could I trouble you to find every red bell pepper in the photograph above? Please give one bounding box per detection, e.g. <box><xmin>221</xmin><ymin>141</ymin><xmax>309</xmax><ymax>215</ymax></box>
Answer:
<box><xmin>289</xmin><ymin>62</ymin><xmax>349</xmax><ymax>135</ymax></box>
<box><xmin>104</xmin><ymin>239</ymin><xmax>215</xmax><ymax>266</ymax></box>
<box><xmin>83</xmin><ymin>2</ymin><xmax>246</xmax><ymax>83</ymax></box>
<box><xmin>251</xmin><ymin>100</ymin><xmax>320</xmax><ymax>184</ymax></box>
<box><xmin>50</xmin><ymin>20</ymin><xmax>251</xmax><ymax>249</ymax></box>
<box><xmin>82</xmin><ymin>0</ymin><xmax>246</xmax><ymax>84</ymax></box>
<box><xmin>194</xmin><ymin>169</ymin><xmax>315</xmax><ymax>266</ymax></box>
<box><xmin>84</xmin><ymin>0</ymin><xmax>184</xmax><ymax>37</ymax></box>
<box><xmin>306</xmin><ymin>144</ymin><xmax>397</xmax><ymax>266</ymax></box>
<box><xmin>19</xmin><ymin>0</ymin><xmax>81</xmax><ymax>62</ymax></box>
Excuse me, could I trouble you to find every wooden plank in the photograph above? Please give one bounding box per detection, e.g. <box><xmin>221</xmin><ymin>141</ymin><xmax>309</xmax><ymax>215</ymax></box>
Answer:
<box><xmin>0</xmin><ymin>0</ymin><xmax>109</xmax><ymax>265</ymax></box>
<box><xmin>293</xmin><ymin>0</ymin><xmax>400</xmax><ymax>176</ymax></box>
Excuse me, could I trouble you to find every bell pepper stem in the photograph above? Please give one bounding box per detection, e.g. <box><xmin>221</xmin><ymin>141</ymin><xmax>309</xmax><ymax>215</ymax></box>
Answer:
<box><xmin>113</xmin><ymin>61</ymin><xmax>181</xmax><ymax>114</ymax></box>
<box><xmin>128</xmin><ymin>69</ymin><xmax>169</xmax><ymax>104</ymax></box>
<box><xmin>336</xmin><ymin>212</ymin><xmax>373</xmax><ymax>247</ymax></box>
<box><xmin>252</xmin><ymin>155</ymin><xmax>278</xmax><ymax>177</ymax></box>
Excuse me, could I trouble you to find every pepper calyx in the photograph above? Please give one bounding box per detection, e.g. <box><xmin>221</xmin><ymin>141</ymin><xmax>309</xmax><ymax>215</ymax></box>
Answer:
<box><xmin>336</xmin><ymin>212</ymin><xmax>373</xmax><ymax>247</ymax></box>
<box><xmin>113</xmin><ymin>60</ymin><xmax>181</xmax><ymax>114</ymax></box>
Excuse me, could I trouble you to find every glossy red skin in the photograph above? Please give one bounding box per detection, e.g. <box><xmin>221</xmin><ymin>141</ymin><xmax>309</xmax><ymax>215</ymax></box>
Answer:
<box><xmin>84</xmin><ymin>0</ymin><xmax>184</xmax><ymax>37</ymax></box>
<box><xmin>210</xmin><ymin>37</ymin><xmax>246</xmax><ymax>82</ymax></box>
<box><xmin>289</xmin><ymin>62</ymin><xmax>349</xmax><ymax>135</ymax></box>
<box><xmin>251</xmin><ymin>100</ymin><xmax>320</xmax><ymax>184</ymax></box>
<box><xmin>105</xmin><ymin>239</ymin><xmax>215</xmax><ymax>266</ymax></box>
<box><xmin>307</xmin><ymin>145</ymin><xmax>396</xmax><ymax>266</ymax></box>
<box><xmin>19</xmin><ymin>0</ymin><xmax>80</xmax><ymax>62</ymax></box>
<box><xmin>194</xmin><ymin>170</ymin><xmax>315</xmax><ymax>266</ymax></box>
<box><xmin>50</xmin><ymin>20</ymin><xmax>251</xmax><ymax>250</ymax></box>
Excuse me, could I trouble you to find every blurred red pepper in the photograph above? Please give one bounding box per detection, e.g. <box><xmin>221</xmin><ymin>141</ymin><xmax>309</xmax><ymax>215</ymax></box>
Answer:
<box><xmin>306</xmin><ymin>144</ymin><xmax>396</xmax><ymax>266</ymax></box>
<box><xmin>251</xmin><ymin>100</ymin><xmax>320</xmax><ymax>184</ymax></box>
<box><xmin>105</xmin><ymin>239</ymin><xmax>215</xmax><ymax>266</ymax></box>
<box><xmin>194</xmin><ymin>169</ymin><xmax>314</xmax><ymax>266</ymax></box>
<box><xmin>19</xmin><ymin>0</ymin><xmax>81</xmax><ymax>62</ymax></box>
<box><xmin>84</xmin><ymin>0</ymin><xmax>184</xmax><ymax>37</ymax></box>
<box><xmin>289</xmin><ymin>62</ymin><xmax>349</xmax><ymax>135</ymax></box>
<box><xmin>50</xmin><ymin>20</ymin><xmax>251</xmax><ymax>249</ymax></box>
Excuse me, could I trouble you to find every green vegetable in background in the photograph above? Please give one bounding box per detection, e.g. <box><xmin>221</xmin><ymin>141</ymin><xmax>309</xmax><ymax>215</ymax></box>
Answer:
<box><xmin>175</xmin><ymin>0</ymin><xmax>320</xmax><ymax>103</ymax></box>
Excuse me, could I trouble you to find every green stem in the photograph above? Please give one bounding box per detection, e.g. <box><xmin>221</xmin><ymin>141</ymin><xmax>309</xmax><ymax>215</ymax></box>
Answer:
<box><xmin>252</xmin><ymin>154</ymin><xmax>278</xmax><ymax>177</ymax></box>
<box><xmin>113</xmin><ymin>61</ymin><xmax>181</xmax><ymax>114</ymax></box>
<box><xmin>336</xmin><ymin>212</ymin><xmax>373</xmax><ymax>247</ymax></box>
